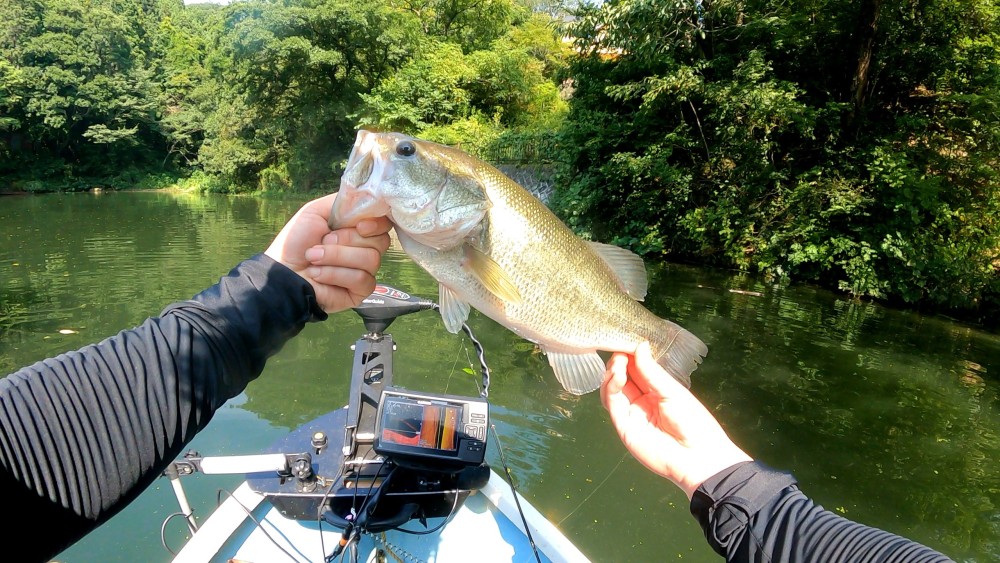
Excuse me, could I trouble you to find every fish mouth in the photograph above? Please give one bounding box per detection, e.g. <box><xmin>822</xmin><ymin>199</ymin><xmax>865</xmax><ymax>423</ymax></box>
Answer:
<box><xmin>329</xmin><ymin>130</ymin><xmax>391</xmax><ymax>229</ymax></box>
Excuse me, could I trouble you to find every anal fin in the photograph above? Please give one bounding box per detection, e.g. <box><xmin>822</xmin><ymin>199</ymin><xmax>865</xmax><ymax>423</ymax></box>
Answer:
<box><xmin>544</xmin><ymin>350</ymin><xmax>606</xmax><ymax>395</ymax></box>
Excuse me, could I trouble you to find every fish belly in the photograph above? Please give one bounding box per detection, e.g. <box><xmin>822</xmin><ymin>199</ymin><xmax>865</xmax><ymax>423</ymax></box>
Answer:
<box><xmin>396</xmin><ymin>171</ymin><xmax>706</xmax><ymax>392</ymax></box>
<box><xmin>396</xmin><ymin>219</ymin><xmax>671</xmax><ymax>394</ymax></box>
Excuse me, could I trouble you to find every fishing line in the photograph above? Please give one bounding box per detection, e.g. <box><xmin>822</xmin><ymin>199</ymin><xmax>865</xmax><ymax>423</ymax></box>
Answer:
<box><xmin>490</xmin><ymin>424</ymin><xmax>543</xmax><ymax>563</ymax></box>
<box><xmin>443</xmin><ymin>332</ymin><xmax>466</xmax><ymax>395</ymax></box>
<box><xmin>557</xmin><ymin>450</ymin><xmax>628</xmax><ymax>526</ymax></box>
<box><xmin>429</xmin><ymin>303</ymin><xmax>535</xmax><ymax>560</ymax></box>
<box><xmin>211</xmin><ymin>487</ymin><xmax>310</xmax><ymax>563</ymax></box>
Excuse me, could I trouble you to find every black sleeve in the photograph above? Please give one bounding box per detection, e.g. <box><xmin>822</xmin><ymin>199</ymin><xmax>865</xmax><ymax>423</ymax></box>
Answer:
<box><xmin>690</xmin><ymin>461</ymin><xmax>955</xmax><ymax>563</ymax></box>
<box><xmin>0</xmin><ymin>254</ymin><xmax>327</xmax><ymax>562</ymax></box>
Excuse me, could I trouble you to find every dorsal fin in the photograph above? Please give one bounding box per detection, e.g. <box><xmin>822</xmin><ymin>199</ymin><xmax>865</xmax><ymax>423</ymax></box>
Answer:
<box><xmin>587</xmin><ymin>241</ymin><xmax>648</xmax><ymax>301</ymax></box>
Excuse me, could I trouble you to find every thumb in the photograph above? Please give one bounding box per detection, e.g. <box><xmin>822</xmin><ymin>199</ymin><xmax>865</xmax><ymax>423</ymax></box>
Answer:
<box><xmin>633</xmin><ymin>341</ymin><xmax>687</xmax><ymax>398</ymax></box>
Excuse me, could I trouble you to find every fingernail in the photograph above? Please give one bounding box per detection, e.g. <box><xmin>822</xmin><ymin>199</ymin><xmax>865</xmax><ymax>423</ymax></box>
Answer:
<box><xmin>308</xmin><ymin>266</ymin><xmax>321</xmax><ymax>278</ymax></box>
<box><xmin>305</xmin><ymin>247</ymin><xmax>324</xmax><ymax>262</ymax></box>
<box><xmin>356</xmin><ymin>219</ymin><xmax>375</xmax><ymax>236</ymax></box>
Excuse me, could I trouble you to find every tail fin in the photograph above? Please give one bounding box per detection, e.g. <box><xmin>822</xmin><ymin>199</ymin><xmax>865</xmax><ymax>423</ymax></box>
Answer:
<box><xmin>652</xmin><ymin>320</ymin><xmax>708</xmax><ymax>388</ymax></box>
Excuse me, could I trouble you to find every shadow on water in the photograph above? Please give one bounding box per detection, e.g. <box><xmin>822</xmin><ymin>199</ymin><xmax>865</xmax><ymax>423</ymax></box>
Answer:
<box><xmin>1</xmin><ymin>192</ymin><xmax>997</xmax><ymax>562</ymax></box>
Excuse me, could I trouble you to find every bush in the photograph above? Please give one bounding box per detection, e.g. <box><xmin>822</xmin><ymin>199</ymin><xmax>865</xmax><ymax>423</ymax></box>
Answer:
<box><xmin>258</xmin><ymin>164</ymin><xmax>292</xmax><ymax>194</ymax></box>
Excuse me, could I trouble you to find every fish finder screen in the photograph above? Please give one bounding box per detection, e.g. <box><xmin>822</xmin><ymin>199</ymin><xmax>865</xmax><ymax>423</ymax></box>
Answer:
<box><xmin>380</xmin><ymin>397</ymin><xmax>460</xmax><ymax>452</ymax></box>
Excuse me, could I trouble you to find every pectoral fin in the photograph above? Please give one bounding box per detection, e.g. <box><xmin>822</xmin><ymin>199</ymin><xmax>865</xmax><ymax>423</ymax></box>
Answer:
<box><xmin>463</xmin><ymin>244</ymin><xmax>522</xmax><ymax>304</ymax></box>
<box><xmin>544</xmin><ymin>350</ymin><xmax>606</xmax><ymax>395</ymax></box>
<box><xmin>438</xmin><ymin>285</ymin><xmax>471</xmax><ymax>334</ymax></box>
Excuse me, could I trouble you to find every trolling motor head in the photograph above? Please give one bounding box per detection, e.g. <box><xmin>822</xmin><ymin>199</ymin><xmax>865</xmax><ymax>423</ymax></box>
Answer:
<box><xmin>352</xmin><ymin>285</ymin><xmax>435</xmax><ymax>334</ymax></box>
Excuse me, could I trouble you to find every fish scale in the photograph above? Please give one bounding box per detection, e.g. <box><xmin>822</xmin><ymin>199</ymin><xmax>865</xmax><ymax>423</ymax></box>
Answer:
<box><xmin>331</xmin><ymin>130</ymin><xmax>708</xmax><ymax>395</ymax></box>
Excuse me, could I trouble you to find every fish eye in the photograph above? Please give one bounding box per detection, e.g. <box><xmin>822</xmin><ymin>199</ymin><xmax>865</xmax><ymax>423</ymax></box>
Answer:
<box><xmin>396</xmin><ymin>141</ymin><xmax>416</xmax><ymax>157</ymax></box>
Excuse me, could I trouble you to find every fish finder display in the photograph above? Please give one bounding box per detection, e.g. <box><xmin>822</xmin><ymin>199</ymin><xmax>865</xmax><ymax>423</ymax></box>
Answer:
<box><xmin>380</xmin><ymin>397</ymin><xmax>460</xmax><ymax>451</ymax></box>
<box><xmin>374</xmin><ymin>387</ymin><xmax>488</xmax><ymax>467</ymax></box>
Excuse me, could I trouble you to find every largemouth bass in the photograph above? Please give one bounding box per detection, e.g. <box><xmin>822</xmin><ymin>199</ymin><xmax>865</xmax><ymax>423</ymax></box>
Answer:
<box><xmin>330</xmin><ymin>130</ymin><xmax>707</xmax><ymax>395</ymax></box>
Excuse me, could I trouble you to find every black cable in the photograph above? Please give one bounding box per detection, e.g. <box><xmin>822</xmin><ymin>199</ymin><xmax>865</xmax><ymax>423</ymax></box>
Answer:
<box><xmin>315</xmin><ymin>455</ymin><xmax>347</xmax><ymax>559</ymax></box>
<box><xmin>357</xmin><ymin>459</ymin><xmax>393</xmax><ymax>525</ymax></box>
<box><xmin>159</xmin><ymin>511</ymin><xmax>189</xmax><ymax>556</ymax></box>
<box><xmin>430</xmin><ymin>303</ymin><xmax>491</xmax><ymax>398</ymax></box>
<box><xmin>327</xmin><ymin>458</ymin><xmax>392</xmax><ymax>562</ymax></box>
<box><xmin>393</xmin><ymin>488</ymin><xmax>462</xmax><ymax>535</ymax></box>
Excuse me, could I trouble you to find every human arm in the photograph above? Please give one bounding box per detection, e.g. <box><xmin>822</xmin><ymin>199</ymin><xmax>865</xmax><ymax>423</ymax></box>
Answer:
<box><xmin>0</xmin><ymin>194</ymin><xmax>390</xmax><ymax>562</ymax></box>
<box><xmin>602</xmin><ymin>343</ymin><xmax>954</xmax><ymax>563</ymax></box>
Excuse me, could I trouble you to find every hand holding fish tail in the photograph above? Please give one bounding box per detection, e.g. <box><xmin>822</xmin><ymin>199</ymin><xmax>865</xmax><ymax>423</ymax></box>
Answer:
<box><xmin>649</xmin><ymin>320</ymin><xmax>709</xmax><ymax>388</ymax></box>
<box><xmin>265</xmin><ymin>193</ymin><xmax>392</xmax><ymax>312</ymax></box>
<box><xmin>602</xmin><ymin>342</ymin><xmax>751</xmax><ymax>499</ymax></box>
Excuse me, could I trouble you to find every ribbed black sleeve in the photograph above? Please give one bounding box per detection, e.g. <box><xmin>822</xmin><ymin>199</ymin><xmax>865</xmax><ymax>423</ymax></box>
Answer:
<box><xmin>690</xmin><ymin>461</ymin><xmax>955</xmax><ymax>562</ymax></box>
<box><xmin>0</xmin><ymin>254</ymin><xmax>326</xmax><ymax>562</ymax></box>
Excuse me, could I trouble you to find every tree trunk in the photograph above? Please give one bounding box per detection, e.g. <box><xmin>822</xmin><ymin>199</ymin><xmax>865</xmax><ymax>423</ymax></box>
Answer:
<box><xmin>848</xmin><ymin>0</ymin><xmax>882</xmax><ymax>128</ymax></box>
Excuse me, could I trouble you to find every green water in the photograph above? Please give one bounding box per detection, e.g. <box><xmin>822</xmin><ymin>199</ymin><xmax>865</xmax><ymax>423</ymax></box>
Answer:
<box><xmin>1</xmin><ymin>191</ymin><xmax>997</xmax><ymax>562</ymax></box>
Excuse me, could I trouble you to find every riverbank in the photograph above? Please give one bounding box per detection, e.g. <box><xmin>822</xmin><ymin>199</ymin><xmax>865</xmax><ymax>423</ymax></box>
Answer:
<box><xmin>7</xmin><ymin>175</ymin><xmax>998</xmax><ymax>329</ymax></box>
<box><xmin>0</xmin><ymin>169</ymin><xmax>337</xmax><ymax>198</ymax></box>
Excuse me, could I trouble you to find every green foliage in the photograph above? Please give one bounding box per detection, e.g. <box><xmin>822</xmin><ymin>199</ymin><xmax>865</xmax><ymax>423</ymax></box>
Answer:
<box><xmin>358</xmin><ymin>41</ymin><xmax>476</xmax><ymax>131</ymax></box>
<box><xmin>356</xmin><ymin>9</ymin><xmax>569</xmax><ymax>135</ymax></box>
<box><xmin>258</xmin><ymin>163</ymin><xmax>293</xmax><ymax>193</ymax></box>
<box><xmin>418</xmin><ymin>114</ymin><xmax>503</xmax><ymax>156</ymax></box>
<box><xmin>551</xmin><ymin>0</ymin><xmax>1000</xmax><ymax>320</ymax></box>
<box><xmin>1</xmin><ymin>0</ymin><xmax>570</xmax><ymax>191</ymax></box>
<box><xmin>389</xmin><ymin>0</ymin><xmax>528</xmax><ymax>52</ymax></box>
<box><xmin>0</xmin><ymin>0</ymin><xmax>168</xmax><ymax>185</ymax></box>
<box><xmin>0</xmin><ymin>59</ymin><xmax>26</xmax><ymax>163</ymax></box>
<box><xmin>5</xmin><ymin>0</ymin><xmax>999</xmax><ymax>317</ymax></box>
<box><xmin>156</xmin><ymin>8</ymin><xmax>219</xmax><ymax>168</ymax></box>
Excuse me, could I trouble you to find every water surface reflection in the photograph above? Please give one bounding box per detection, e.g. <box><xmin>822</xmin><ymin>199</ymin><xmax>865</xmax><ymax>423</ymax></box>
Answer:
<box><xmin>1</xmin><ymin>192</ymin><xmax>997</xmax><ymax>562</ymax></box>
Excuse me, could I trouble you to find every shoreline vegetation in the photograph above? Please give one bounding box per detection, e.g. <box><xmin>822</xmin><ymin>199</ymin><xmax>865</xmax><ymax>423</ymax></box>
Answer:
<box><xmin>3</xmin><ymin>0</ymin><xmax>1000</xmax><ymax>327</ymax></box>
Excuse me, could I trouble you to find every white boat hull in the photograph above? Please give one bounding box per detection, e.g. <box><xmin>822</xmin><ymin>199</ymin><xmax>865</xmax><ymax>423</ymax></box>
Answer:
<box><xmin>173</xmin><ymin>469</ymin><xmax>590</xmax><ymax>563</ymax></box>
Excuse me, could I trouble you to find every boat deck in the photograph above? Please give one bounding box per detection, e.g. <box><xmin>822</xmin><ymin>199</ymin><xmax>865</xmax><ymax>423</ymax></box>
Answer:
<box><xmin>173</xmin><ymin>470</ymin><xmax>591</xmax><ymax>563</ymax></box>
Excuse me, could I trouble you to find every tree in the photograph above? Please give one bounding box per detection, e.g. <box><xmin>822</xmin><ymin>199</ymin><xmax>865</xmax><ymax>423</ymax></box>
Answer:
<box><xmin>389</xmin><ymin>0</ymin><xmax>527</xmax><ymax>51</ymax></box>
<box><xmin>357</xmin><ymin>8</ymin><xmax>569</xmax><ymax>137</ymax></box>
<box><xmin>198</xmin><ymin>0</ymin><xmax>419</xmax><ymax>189</ymax></box>
<box><xmin>553</xmin><ymin>0</ymin><xmax>1000</xmax><ymax>318</ymax></box>
<box><xmin>358</xmin><ymin>41</ymin><xmax>476</xmax><ymax>131</ymax></box>
<box><xmin>0</xmin><ymin>0</ymin><xmax>169</xmax><ymax>184</ymax></box>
